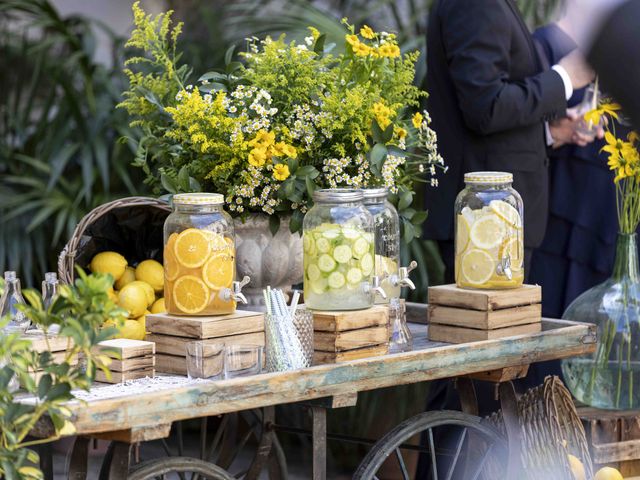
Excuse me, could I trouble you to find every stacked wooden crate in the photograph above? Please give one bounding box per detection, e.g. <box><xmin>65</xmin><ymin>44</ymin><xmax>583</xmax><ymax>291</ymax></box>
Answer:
<box><xmin>427</xmin><ymin>284</ymin><xmax>542</xmax><ymax>343</ymax></box>
<box><xmin>27</xmin><ymin>334</ymin><xmax>77</xmax><ymax>383</ymax></box>
<box><xmin>95</xmin><ymin>339</ymin><xmax>156</xmax><ymax>383</ymax></box>
<box><xmin>312</xmin><ymin>305</ymin><xmax>390</xmax><ymax>364</ymax></box>
<box><xmin>146</xmin><ymin>310</ymin><xmax>265</xmax><ymax>375</ymax></box>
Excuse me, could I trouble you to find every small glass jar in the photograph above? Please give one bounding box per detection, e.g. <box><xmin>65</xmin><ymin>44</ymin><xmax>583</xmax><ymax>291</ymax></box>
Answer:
<box><xmin>362</xmin><ymin>188</ymin><xmax>401</xmax><ymax>302</ymax></box>
<box><xmin>164</xmin><ymin>193</ymin><xmax>236</xmax><ymax>315</ymax></box>
<box><xmin>454</xmin><ymin>172</ymin><xmax>524</xmax><ymax>289</ymax></box>
<box><xmin>303</xmin><ymin>189</ymin><xmax>375</xmax><ymax>311</ymax></box>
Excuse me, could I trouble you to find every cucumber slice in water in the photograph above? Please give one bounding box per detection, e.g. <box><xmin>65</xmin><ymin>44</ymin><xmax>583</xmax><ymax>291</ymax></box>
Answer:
<box><xmin>346</xmin><ymin>267</ymin><xmax>363</xmax><ymax>284</ymax></box>
<box><xmin>342</xmin><ymin>227</ymin><xmax>360</xmax><ymax>239</ymax></box>
<box><xmin>303</xmin><ymin>235</ymin><xmax>314</xmax><ymax>253</ymax></box>
<box><xmin>328</xmin><ymin>271</ymin><xmax>346</xmax><ymax>289</ymax></box>
<box><xmin>307</xmin><ymin>264</ymin><xmax>321</xmax><ymax>282</ymax></box>
<box><xmin>316</xmin><ymin>237</ymin><xmax>331</xmax><ymax>253</ymax></box>
<box><xmin>309</xmin><ymin>277</ymin><xmax>328</xmax><ymax>294</ymax></box>
<box><xmin>360</xmin><ymin>253</ymin><xmax>374</xmax><ymax>276</ymax></box>
<box><xmin>333</xmin><ymin>245</ymin><xmax>352</xmax><ymax>264</ymax></box>
<box><xmin>318</xmin><ymin>254</ymin><xmax>337</xmax><ymax>273</ymax></box>
<box><xmin>323</xmin><ymin>229</ymin><xmax>340</xmax><ymax>239</ymax></box>
<box><xmin>353</xmin><ymin>237</ymin><xmax>370</xmax><ymax>257</ymax></box>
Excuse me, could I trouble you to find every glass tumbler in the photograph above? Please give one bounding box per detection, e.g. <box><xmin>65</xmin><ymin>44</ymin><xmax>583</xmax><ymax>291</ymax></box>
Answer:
<box><xmin>224</xmin><ymin>345</ymin><xmax>263</xmax><ymax>378</ymax></box>
<box><xmin>186</xmin><ymin>341</ymin><xmax>225</xmax><ymax>380</ymax></box>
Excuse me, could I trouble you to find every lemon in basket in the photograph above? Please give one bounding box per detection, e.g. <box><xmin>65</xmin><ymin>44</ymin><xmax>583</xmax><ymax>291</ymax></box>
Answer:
<box><xmin>567</xmin><ymin>454</ymin><xmax>585</xmax><ymax>480</ymax></box>
<box><xmin>118</xmin><ymin>283</ymin><xmax>149</xmax><ymax>318</ymax></box>
<box><xmin>128</xmin><ymin>280</ymin><xmax>155</xmax><ymax>307</ymax></box>
<box><xmin>115</xmin><ymin>266</ymin><xmax>136</xmax><ymax>290</ymax></box>
<box><xmin>150</xmin><ymin>297</ymin><xmax>166</xmax><ymax>314</ymax></box>
<box><xmin>90</xmin><ymin>251</ymin><xmax>127</xmax><ymax>282</ymax></box>
<box><xmin>119</xmin><ymin>318</ymin><xmax>146</xmax><ymax>341</ymax></box>
<box><xmin>594</xmin><ymin>467</ymin><xmax>623</xmax><ymax>480</ymax></box>
<box><xmin>136</xmin><ymin>259</ymin><xmax>164</xmax><ymax>293</ymax></box>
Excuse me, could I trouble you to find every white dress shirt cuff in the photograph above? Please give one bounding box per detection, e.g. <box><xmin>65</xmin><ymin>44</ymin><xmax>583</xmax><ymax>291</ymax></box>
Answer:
<box><xmin>551</xmin><ymin>64</ymin><xmax>574</xmax><ymax>100</ymax></box>
<box><xmin>545</xmin><ymin>122</ymin><xmax>554</xmax><ymax>147</ymax></box>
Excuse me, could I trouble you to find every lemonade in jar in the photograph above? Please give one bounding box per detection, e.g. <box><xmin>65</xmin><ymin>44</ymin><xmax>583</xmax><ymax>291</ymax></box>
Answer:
<box><xmin>163</xmin><ymin>193</ymin><xmax>237</xmax><ymax>315</ymax></box>
<box><xmin>455</xmin><ymin>172</ymin><xmax>524</xmax><ymax>289</ymax></box>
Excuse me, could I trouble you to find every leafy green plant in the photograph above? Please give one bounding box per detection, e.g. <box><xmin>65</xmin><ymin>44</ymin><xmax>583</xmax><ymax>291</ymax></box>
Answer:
<box><xmin>0</xmin><ymin>271</ymin><xmax>121</xmax><ymax>479</ymax></box>
<box><xmin>0</xmin><ymin>0</ymin><xmax>143</xmax><ymax>286</ymax></box>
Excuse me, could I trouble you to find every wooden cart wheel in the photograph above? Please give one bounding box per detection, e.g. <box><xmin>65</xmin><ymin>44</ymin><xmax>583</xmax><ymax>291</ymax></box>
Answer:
<box><xmin>353</xmin><ymin>411</ymin><xmax>507</xmax><ymax>480</ymax></box>
<box><xmin>127</xmin><ymin>457</ymin><xmax>235</xmax><ymax>480</ymax></box>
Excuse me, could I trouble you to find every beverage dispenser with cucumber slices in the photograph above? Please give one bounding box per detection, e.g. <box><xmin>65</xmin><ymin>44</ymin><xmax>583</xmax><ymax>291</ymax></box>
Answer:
<box><xmin>302</xmin><ymin>189</ymin><xmax>386</xmax><ymax>311</ymax></box>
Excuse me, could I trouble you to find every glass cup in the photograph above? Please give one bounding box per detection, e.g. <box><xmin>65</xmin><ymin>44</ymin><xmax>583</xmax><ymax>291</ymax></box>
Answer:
<box><xmin>576</xmin><ymin>84</ymin><xmax>603</xmax><ymax>137</ymax></box>
<box><xmin>185</xmin><ymin>341</ymin><xmax>225</xmax><ymax>380</ymax></box>
<box><xmin>224</xmin><ymin>345</ymin><xmax>263</xmax><ymax>379</ymax></box>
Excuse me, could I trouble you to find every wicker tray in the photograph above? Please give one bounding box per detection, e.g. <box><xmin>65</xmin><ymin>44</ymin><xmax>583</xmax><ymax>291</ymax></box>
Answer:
<box><xmin>58</xmin><ymin>196</ymin><xmax>171</xmax><ymax>284</ymax></box>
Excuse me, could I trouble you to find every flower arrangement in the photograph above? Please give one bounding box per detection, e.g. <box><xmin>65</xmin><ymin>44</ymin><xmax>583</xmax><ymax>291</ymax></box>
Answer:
<box><xmin>119</xmin><ymin>3</ymin><xmax>445</xmax><ymax>235</ymax></box>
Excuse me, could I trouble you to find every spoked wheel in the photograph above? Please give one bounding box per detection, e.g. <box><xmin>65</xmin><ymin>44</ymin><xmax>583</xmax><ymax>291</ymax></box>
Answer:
<box><xmin>353</xmin><ymin>411</ymin><xmax>507</xmax><ymax>480</ymax></box>
<box><xmin>127</xmin><ymin>457</ymin><xmax>235</xmax><ymax>480</ymax></box>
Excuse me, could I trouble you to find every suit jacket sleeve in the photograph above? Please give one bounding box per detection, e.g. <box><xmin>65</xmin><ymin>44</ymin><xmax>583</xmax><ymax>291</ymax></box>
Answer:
<box><xmin>589</xmin><ymin>0</ymin><xmax>640</xmax><ymax>131</ymax></box>
<box><xmin>439</xmin><ymin>0</ymin><xmax>566</xmax><ymax>135</ymax></box>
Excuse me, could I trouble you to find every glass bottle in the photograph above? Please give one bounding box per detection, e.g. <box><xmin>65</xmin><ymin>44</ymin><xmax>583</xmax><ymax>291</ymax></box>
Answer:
<box><xmin>389</xmin><ymin>298</ymin><xmax>412</xmax><ymax>353</ymax></box>
<box><xmin>42</xmin><ymin>272</ymin><xmax>60</xmax><ymax>334</ymax></box>
<box><xmin>454</xmin><ymin>172</ymin><xmax>524</xmax><ymax>289</ymax></box>
<box><xmin>303</xmin><ymin>189</ymin><xmax>383</xmax><ymax>311</ymax></box>
<box><xmin>163</xmin><ymin>193</ymin><xmax>248</xmax><ymax>316</ymax></box>
<box><xmin>0</xmin><ymin>271</ymin><xmax>30</xmax><ymax>333</ymax></box>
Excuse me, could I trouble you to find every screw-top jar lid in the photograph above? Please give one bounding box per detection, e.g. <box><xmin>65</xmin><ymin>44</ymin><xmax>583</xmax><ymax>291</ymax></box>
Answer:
<box><xmin>361</xmin><ymin>187</ymin><xmax>389</xmax><ymax>201</ymax></box>
<box><xmin>173</xmin><ymin>193</ymin><xmax>224</xmax><ymax>205</ymax></box>
<box><xmin>464</xmin><ymin>171</ymin><xmax>513</xmax><ymax>185</ymax></box>
<box><xmin>312</xmin><ymin>188</ymin><xmax>364</xmax><ymax>203</ymax></box>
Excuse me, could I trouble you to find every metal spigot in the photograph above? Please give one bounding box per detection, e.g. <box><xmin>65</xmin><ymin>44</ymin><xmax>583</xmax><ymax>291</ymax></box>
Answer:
<box><xmin>365</xmin><ymin>275</ymin><xmax>387</xmax><ymax>300</ymax></box>
<box><xmin>390</xmin><ymin>261</ymin><xmax>418</xmax><ymax>290</ymax></box>
<box><xmin>496</xmin><ymin>255</ymin><xmax>513</xmax><ymax>281</ymax></box>
<box><xmin>222</xmin><ymin>276</ymin><xmax>251</xmax><ymax>304</ymax></box>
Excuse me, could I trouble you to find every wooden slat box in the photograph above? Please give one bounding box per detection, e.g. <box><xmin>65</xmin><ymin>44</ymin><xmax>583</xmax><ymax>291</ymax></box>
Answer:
<box><xmin>312</xmin><ymin>306</ymin><xmax>390</xmax><ymax>364</ymax></box>
<box><xmin>94</xmin><ymin>339</ymin><xmax>156</xmax><ymax>384</ymax></box>
<box><xmin>427</xmin><ymin>284</ymin><xmax>542</xmax><ymax>344</ymax></box>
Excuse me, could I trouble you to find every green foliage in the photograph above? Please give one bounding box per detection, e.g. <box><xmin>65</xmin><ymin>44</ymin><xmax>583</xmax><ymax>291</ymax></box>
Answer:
<box><xmin>0</xmin><ymin>0</ymin><xmax>142</xmax><ymax>287</ymax></box>
<box><xmin>0</xmin><ymin>270</ymin><xmax>121</xmax><ymax>479</ymax></box>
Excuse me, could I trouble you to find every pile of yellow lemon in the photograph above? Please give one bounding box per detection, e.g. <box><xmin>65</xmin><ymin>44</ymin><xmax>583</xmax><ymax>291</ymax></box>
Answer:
<box><xmin>90</xmin><ymin>251</ymin><xmax>166</xmax><ymax>340</ymax></box>
<box><xmin>568</xmin><ymin>454</ymin><xmax>623</xmax><ymax>480</ymax></box>
<box><xmin>164</xmin><ymin>228</ymin><xmax>235</xmax><ymax>315</ymax></box>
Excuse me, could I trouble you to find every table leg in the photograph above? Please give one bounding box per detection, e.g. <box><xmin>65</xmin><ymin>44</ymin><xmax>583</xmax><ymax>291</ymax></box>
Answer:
<box><xmin>499</xmin><ymin>381</ymin><xmax>522</xmax><ymax>478</ymax></box>
<box><xmin>455</xmin><ymin>377</ymin><xmax>479</xmax><ymax>416</ymax></box>
<box><xmin>244</xmin><ymin>407</ymin><xmax>276</xmax><ymax>480</ymax></box>
<box><xmin>311</xmin><ymin>406</ymin><xmax>327</xmax><ymax>480</ymax></box>
<box><xmin>98</xmin><ymin>441</ymin><xmax>132</xmax><ymax>480</ymax></box>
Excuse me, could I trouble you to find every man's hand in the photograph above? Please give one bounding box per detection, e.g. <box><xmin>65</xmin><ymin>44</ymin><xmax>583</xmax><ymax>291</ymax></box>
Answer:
<box><xmin>558</xmin><ymin>50</ymin><xmax>595</xmax><ymax>90</ymax></box>
<box><xmin>550</xmin><ymin>108</ymin><xmax>604</xmax><ymax>148</ymax></box>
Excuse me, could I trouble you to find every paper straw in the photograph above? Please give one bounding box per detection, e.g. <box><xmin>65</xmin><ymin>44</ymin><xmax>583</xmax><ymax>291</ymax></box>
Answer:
<box><xmin>290</xmin><ymin>290</ymin><xmax>300</xmax><ymax>316</ymax></box>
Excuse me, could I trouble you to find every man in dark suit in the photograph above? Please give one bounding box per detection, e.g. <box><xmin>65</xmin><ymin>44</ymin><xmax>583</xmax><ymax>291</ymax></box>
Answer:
<box><xmin>424</xmin><ymin>0</ymin><xmax>594</xmax><ymax>283</ymax></box>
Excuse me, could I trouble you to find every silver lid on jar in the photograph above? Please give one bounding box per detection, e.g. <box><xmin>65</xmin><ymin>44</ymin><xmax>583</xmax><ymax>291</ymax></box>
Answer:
<box><xmin>361</xmin><ymin>187</ymin><xmax>389</xmax><ymax>201</ymax></box>
<box><xmin>464</xmin><ymin>171</ymin><xmax>513</xmax><ymax>185</ymax></box>
<box><xmin>312</xmin><ymin>188</ymin><xmax>364</xmax><ymax>203</ymax></box>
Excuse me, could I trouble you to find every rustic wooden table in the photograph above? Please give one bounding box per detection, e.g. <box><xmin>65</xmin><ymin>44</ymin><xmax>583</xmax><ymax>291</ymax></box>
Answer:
<box><xmin>33</xmin><ymin>308</ymin><xmax>597</xmax><ymax>480</ymax></box>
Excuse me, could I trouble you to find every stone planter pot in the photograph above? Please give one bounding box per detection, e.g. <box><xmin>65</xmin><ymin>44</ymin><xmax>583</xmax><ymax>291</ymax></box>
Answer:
<box><xmin>234</xmin><ymin>214</ymin><xmax>303</xmax><ymax>310</ymax></box>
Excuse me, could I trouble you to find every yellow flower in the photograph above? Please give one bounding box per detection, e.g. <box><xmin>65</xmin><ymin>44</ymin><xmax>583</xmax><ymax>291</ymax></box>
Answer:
<box><xmin>352</xmin><ymin>41</ymin><xmax>371</xmax><ymax>57</ymax></box>
<box><xmin>378</xmin><ymin>43</ymin><xmax>400</xmax><ymax>58</ymax></box>
<box><xmin>249</xmin><ymin>130</ymin><xmax>275</xmax><ymax>148</ymax></box>
<box><xmin>584</xmin><ymin>102</ymin><xmax>621</xmax><ymax>126</ymax></box>
<box><xmin>281</xmin><ymin>144</ymin><xmax>297</xmax><ymax>159</ymax></box>
<box><xmin>372</xmin><ymin>102</ymin><xmax>394</xmax><ymax>129</ymax></box>
<box><xmin>248</xmin><ymin>148</ymin><xmax>267</xmax><ymax>167</ymax></box>
<box><xmin>602</xmin><ymin>131</ymin><xmax>639</xmax><ymax>182</ymax></box>
<box><xmin>395</xmin><ymin>127</ymin><xmax>407</xmax><ymax>139</ymax></box>
<box><xmin>360</xmin><ymin>25</ymin><xmax>375</xmax><ymax>39</ymax></box>
<box><xmin>629</xmin><ymin>131</ymin><xmax>639</xmax><ymax>145</ymax></box>
<box><xmin>412</xmin><ymin>112</ymin><xmax>424</xmax><ymax>129</ymax></box>
<box><xmin>273</xmin><ymin>163</ymin><xmax>290</xmax><ymax>181</ymax></box>
<box><xmin>308</xmin><ymin>26</ymin><xmax>320</xmax><ymax>41</ymax></box>
<box><xmin>345</xmin><ymin>34</ymin><xmax>359</xmax><ymax>46</ymax></box>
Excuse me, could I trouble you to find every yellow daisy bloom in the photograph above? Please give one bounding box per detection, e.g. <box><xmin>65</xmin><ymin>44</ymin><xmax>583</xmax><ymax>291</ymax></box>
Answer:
<box><xmin>248</xmin><ymin>148</ymin><xmax>267</xmax><ymax>167</ymax></box>
<box><xmin>412</xmin><ymin>112</ymin><xmax>423</xmax><ymax>129</ymax></box>
<box><xmin>308</xmin><ymin>26</ymin><xmax>320</xmax><ymax>41</ymax></box>
<box><xmin>360</xmin><ymin>25</ymin><xmax>375</xmax><ymax>39</ymax></box>
<box><xmin>395</xmin><ymin>127</ymin><xmax>407</xmax><ymax>139</ymax></box>
<box><xmin>281</xmin><ymin>144</ymin><xmax>297</xmax><ymax>159</ymax></box>
<box><xmin>602</xmin><ymin>131</ymin><xmax>638</xmax><ymax>182</ymax></box>
<box><xmin>584</xmin><ymin>102</ymin><xmax>621</xmax><ymax>126</ymax></box>
<box><xmin>628</xmin><ymin>131</ymin><xmax>639</xmax><ymax>145</ymax></box>
<box><xmin>352</xmin><ymin>41</ymin><xmax>371</xmax><ymax>57</ymax></box>
<box><xmin>345</xmin><ymin>34</ymin><xmax>359</xmax><ymax>46</ymax></box>
<box><xmin>249</xmin><ymin>130</ymin><xmax>275</xmax><ymax>148</ymax></box>
<box><xmin>273</xmin><ymin>164</ymin><xmax>290</xmax><ymax>181</ymax></box>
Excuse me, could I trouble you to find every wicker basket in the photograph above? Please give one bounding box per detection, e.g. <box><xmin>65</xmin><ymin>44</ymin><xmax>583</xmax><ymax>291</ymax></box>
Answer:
<box><xmin>58</xmin><ymin>196</ymin><xmax>171</xmax><ymax>284</ymax></box>
<box><xmin>486</xmin><ymin>376</ymin><xmax>593</xmax><ymax>479</ymax></box>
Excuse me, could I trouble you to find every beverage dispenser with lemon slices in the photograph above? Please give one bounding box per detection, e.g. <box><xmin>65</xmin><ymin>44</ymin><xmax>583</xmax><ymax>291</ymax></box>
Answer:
<box><xmin>163</xmin><ymin>193</ymin><xmax>249</xmax><ymax>315</ymax></box>
<box><xmin>454</xmin><ymin>172</ymin><xmax>524</xmax><ymax>289</ymax></box>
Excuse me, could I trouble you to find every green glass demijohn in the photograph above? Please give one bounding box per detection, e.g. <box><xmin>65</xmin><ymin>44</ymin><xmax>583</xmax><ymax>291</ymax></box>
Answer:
<box><xmin>562</xmin><ymin>233</ymin><xmax>640</xmax><ymax>409</ymax></box>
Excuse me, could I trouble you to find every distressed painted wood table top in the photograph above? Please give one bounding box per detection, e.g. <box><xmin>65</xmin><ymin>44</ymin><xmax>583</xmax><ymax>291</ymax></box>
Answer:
<box><xmin>45</xmin><ymin>317</ymin><xmax>595</xmax><ymax>440</ymax></box>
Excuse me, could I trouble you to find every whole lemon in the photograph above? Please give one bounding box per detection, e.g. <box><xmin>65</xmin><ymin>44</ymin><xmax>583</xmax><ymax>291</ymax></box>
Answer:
<box><xmin>106</xmin><ymin>287</ymin><xmax>118</xmax><ymax>303</ymax></box>
<box><xmin>594</xmin><ymin>467</ymin><xmax>624</xmax><ymax>480</ymax></box>
<box><xmin>117</xmin><ymin>283</ymin><xmax>148</xmax><ymax>318</ymax></box>
<box><xmin>90</xmin><ymin>252</ymin><xmax>128</xmax><ymax>282</ymax></box>
<box><xmin>119</xmin><ymin>318</ymin><xmax>146</xmax><ymax>340</ymax></box>
<box><xmin>567</xmin><ymin>454</ymin><xmax>585</xmax><ymax>480</ymax></box>
<box><xmin>150</xmin><ymin>298</ymin><xmax>166</xmax><ymax>314</ymax></box>
<box><xmin>136</xmin><ymin>259</ymin><xmax>164</xmax><ymax>293</ymax></box>
<box><xmin>115</xmin><ymin>266</ymin><xmax>136</xmax><ymax>290</ymax></box>
<box><xmin>128</xmin><ymin>280</ymin><xmax>155</xmax><ymax>307</ymax></box>
<box><xmin>135</xmin><ymin>310</ymin><xmax>150</xmax><ymax>332</ymax></box>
